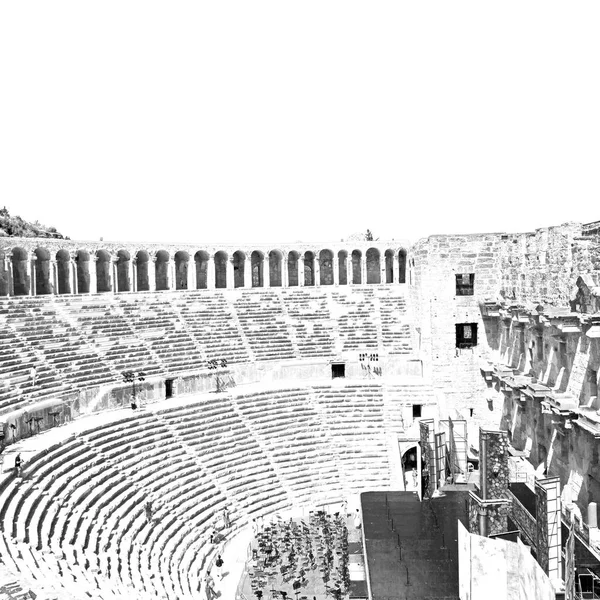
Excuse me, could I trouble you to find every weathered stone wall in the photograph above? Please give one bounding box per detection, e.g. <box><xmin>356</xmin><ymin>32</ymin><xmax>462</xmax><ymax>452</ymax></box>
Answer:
<box><xmin>509</xmin><ymin>492</ymin><xmax>537</xmax><ymax>548</ymax></box>
<box><xmin>483</xmin><ymin>430</ymin><xmax>510</xmax><ymax>500</ymax></box>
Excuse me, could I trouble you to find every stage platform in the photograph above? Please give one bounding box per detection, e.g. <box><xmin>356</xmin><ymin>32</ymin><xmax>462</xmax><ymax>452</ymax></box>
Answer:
<box><xmin>361</xmin><ymin>490</ymin><xmax>469</xmax><ymax>600</ymax></box>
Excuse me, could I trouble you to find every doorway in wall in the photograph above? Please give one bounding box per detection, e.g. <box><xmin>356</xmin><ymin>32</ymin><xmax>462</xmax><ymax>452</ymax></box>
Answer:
<box><xmin>165</xmin><ymin>379</ymin><xmax>174</xmax><ymax>399</ymax></box>
<box><xmin>331</xmin><ymin>363</ymin><xmax>345</xmax><ymax>379</ymax></box>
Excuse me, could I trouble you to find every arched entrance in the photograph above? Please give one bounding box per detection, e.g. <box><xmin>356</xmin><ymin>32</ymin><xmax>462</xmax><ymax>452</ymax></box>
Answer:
<box><xmin>251</xmin><ymin>251</ymin><xmax>264</xmax><ymax>287</ymax></box>
<box><xmin>195</xmin><ymin>251</ymin><xmax>209</xmax><ymax>289</ymax></box>
<box><xmin>401</xmin><ymin>445</ymin><xmax>419</xmax><ymax>491</ymax></box>
<box><xmin>366</xmin><ymin>248</ymin><xmax>380</xmax><ymax>284</ymax></box>
<box><xmin>96</xmin><ymin>250</ymin><xmax>112</xmax><ymax>293</ymax></box>
<box><xmin>136</xmin><ymin>251</ymin><xmax>150</xmax><ymax>291</ymax></box>
<box><xmin>384</xmin><ymin>250</ymin><xmax>394</xmax><ymax>283</ymax></box>
<box><xmin>304</xmin><ymin>251</ymin><xmax>314</xmax><ymax>286</ymax></box>
<box><xmin>155</xmin><ymin>250</ymin><xmax>170</xmax><ymax>291</ymax></box>
<box><xmin>338</xmin><ymin>250</ymin><xmax>348</xmax><ymax>285</ymax></box>
<box><xmin>214</xmin><ymin>251</ymin><xmax>228</xmax><ymax>289</ymax></box>
<box><xmin>174</xmin><ymin>251</ymin><xmax>189</xmax><ymax>290</ymax></box>
<box><xmin>319</xmin><ymin>249</ymin><xmax>333</xmax><ymax>285</ymax></box>
<box><xmin>116</xmin><ymin>250</ymin><xmax>131</xmax><ymax>292</ymax></box>
<box><xmin>56</xmin><ymin>250</ymin><xmax>71</xmax><ymax>294</ymax></box>
<box><xmin>351</xmin><ymin>250</ymin><xmax>362</xmax><ymax>284</ymax></box>
<box><xmin>287</xmin><ymin>251</ymin><xmax>299</xmax><ymax>287</ymax></box>
<box><xmin>11</xmin><ymin>247</ymin><xmax>29</xmax><ymax>296</ymax></box>
<box><xmin>398</xmin><ymin>249</ymin><xmax>407</xmax><ymax>284</ymax></box>
<box><xmin>76</xmin><ymin>250</ymin><xmax>91</xmax><ymax>293</ymax></box>
<box><xmin>233</xmin><ymin>251</ymin><xmax>246</xmax><ymax>288</ymax></box>
<box><xmin>34</xmin><ymin>247</ymin><xmax>52</xmax><ymax>295</ymax></box>
<box><xmin>269</xmin><ymin>250</ymin><xmax>283</xmax><ymax>287</ymax></box>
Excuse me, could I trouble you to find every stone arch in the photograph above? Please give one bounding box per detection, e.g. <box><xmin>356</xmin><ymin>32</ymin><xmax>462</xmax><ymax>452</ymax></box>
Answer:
<box><xmin>351</xmin><ymin>250</ymin><xmax>362</xmax><ymax>284</ymax></box>
<box><xmin>269</xmin><ymin>250</ymin><xmax>283</xmax><ymax>287</ymax></box>
<box><xmin>233</xmin><ymin>251</ymin><xmax>246</xmax><ymax>288</ymax></box>
<box><xmin>319</xmin><ymin>249</ymin><xmax>334</xmax><ymax>285</ymax></box>
<box><xmin>96</xmin><ymin>250</ymin><xmax>112</xmax><ymax>293</ymax></box>
<box><xmin>366</xmin><ymin>247</ymin><xmax>381</xmax><ymax>284</ymax></box>
<box><xmin>251</xmin><ymin>251</ymin><xmax>264</xmax><ymax>288</ymax></box>
<box><xmin>11</xmin><ymin>247</ymin><xmax>29</xmax><ymax>296</ymax></box>
<box><xmin>33</xmin><ymin>247</ymin><xmax>52</xmax><ymax>295</ymax></box>
<box><xmin>338</xmin><ymin>250</ymin><xmax>348</xmax><ymax>285</ymax></box>
<box><xmin>0</xmin><ymin>251</ymin><xmax>8</xmax><ymax>296</ymax></box>
<box><xmin>56</xmin><ymin>249</ymin><xmax>72</xmax><ymax>294</ymax></box>
<box><xmin>155</xmin><ymin>250</ymin><xmax>170</xmax><ymax>291</ymax></box>
<box><xmin>116</xmin><ymin>250</ymin><xmax>131</xmax><ymax>292</ymax></box>
<box><xmin>174</xmin><ymin>251</ymin><xmax>189</xmax><ymax>290</ymax></box>
<box><xmin>304</xmin><ymin>251</ymin><xmax>315</xmax><ymax>286</ymax></box>
<box><xmin>76</xmin><ymin>250</ymin><xmax>90</xmax><ymax>294</ymax></box>
<box><xmin>399</xmin><ymin>249</ymin><xmax>407</xmax><ymax>284</ymax></box>
<box><xmin>136</xmin><ymin>251</ymin><xmax>150</xmax><ymax>291</ymax></box>
<box><xmin>195</xmin><ymin>251</ymin><xmax>209</xmax><ymax>289</ymax></box>
<box><xmin>288</xmin><ymin>251</ymin><xmax>299</xmax><ymax>287</ymax></box>
<box><xmin>214</xmin><ymin>251</ymin><xmax>228</xmax><ymax>289</ymax></box>
<box><xmin>384</xmin><ymin>249</ymin><xmax>394</xmax><ymax>284</ymax></box>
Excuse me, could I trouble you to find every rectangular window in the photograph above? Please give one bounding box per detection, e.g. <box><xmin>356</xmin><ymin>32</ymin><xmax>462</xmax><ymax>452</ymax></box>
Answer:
<box><xmin>412</xmin><ymin>404</ymin><xmax>422</xmax><ymax>419</ymax></box>
<box><xmin>331</xmin><ymin>363</ymin><xmax>345</xmax><ymax>379</ymax></box>
<box><xmin>456</xmin><ymin>323</ymin><xmax>478</xmax><ymax>348</ymax></box>
<box><xmin>455</xmin><ymin>273</ymin><xmax>475</xmax><ymax>296</ymax></box>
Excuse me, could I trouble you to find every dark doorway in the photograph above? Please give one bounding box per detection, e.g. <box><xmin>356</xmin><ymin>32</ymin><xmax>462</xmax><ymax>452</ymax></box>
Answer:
<box><xmin>331</xmin><ymin>363</ymin><xmax>345</xmax><ymax>379</ymax></box>
<box><xmin>165</xmin><ymin>379</ymin><xmax>174</xmax><ymax>399</ymax></box>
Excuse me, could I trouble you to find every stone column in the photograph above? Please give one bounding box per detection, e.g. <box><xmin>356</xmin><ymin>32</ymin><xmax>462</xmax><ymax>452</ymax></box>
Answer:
<box><xmin>49</xmin><ymin>260</ymin><xmax>58</xmax><ymax>294</ymax></box>
<box><xmin>167</xmin><ymin>259</ymin><xmax>176</xmax><ymax>290</ymax></box>
<box><xmin>187</xmin><ymin>259</ymin><xmax>195</xmax><ymax>290</ymax></box>
<box><xmin>129</xmin><ymin>259</ymin><xmax>136</xmax><ymax>293</ymax></box>
<box><xmin>333</xmin><ymin>253</ymin><xmax>339</xmax><ymax>285</ymax></box>
<box><xmin>148</xmin><ymin>256</ymin><xmax>157</xmax><ymax>292</ymax></box>
<box><xmin>226</xmin><ymin>258</ymin><xmax>235</xmax><ymax>289</ymax></box>
<box><xmin>298</xmin><ymin>255</ymin><xmax>305</xmax><ymax>287</ymax></box>
<box><xmin>207</xmin><ymin>254</ymin><xmax>216</xmax><ymax>289</ymax></box>
<box><xmin>393</xmin><ymin>253</ymin><xmax>399</xmax><ymax>284</ymax></box>
<box><xmin>314</xmin><ymin>253</ymin><xmax>321</xmax><ymax>287</ymax></box>
<box><xmin>89</xmin><ymin>256</ymin><xmax>98</xmax><ymax>294</ymax></box>
<box><xmin>4</xmin><ymin>253</ymin><xmax>13</xmax><ymax>296</ymax></box>
<box><xmin>263</xmin><ymin>255</ymin><xmax>270</xmax><ymax>288</ymax></box>
<box><xmin>70</xmin><ymin>254</ymin><xmax>78</xmax><ymax>294</ymax></box>
<box><xmin>244</xmin><ymin>254</ymin><xmax>252</xmax><ymax>288</ymax></box>
<box><xmin>28</xmin><ymin>255</ymin><xmax>37</xmax><ymax>296</ymax></box>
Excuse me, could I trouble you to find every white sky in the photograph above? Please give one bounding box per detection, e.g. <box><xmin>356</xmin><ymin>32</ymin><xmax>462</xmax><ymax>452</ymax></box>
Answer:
<box><xmin>1</xmin><ymin>2</ymin><xmax>599</xmax><ymax>245</ymax></box>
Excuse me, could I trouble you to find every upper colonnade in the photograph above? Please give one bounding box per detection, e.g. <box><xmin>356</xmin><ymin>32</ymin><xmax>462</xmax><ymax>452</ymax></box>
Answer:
<box><xmin>0</xmin><ymin>238</ymin><xmax>409</xmax><ymax>296</ymax></box>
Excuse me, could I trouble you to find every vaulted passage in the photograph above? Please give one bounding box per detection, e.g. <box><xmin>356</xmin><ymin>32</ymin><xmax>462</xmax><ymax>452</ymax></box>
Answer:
<box><xmin>155</xmin><ymin>250</ymin><xmax>170</xmax><ymax>291</ymax></box>
<box><xmin>399</xmin><ymin>249</ymin><xmax>407</xmax><ymax>284</ymax></box>
<box><xmin>251</xmin><ymin>251</ymin><xmax>264</xmax><ymax>287</ymax></box>
<box><xmin>76</xmin><ymin>250</ymin><xmax>91</xmax><ymax>293</ymax></box>
<box><xmin>34</xmin><ymin>248</ymin><xmax>52</xmax><ymax>295</ymax></box>
<box><xmin>96</xmin><ymin>250</ymin><xmax>112</xmax><ymax>293</ymax></box>
<box><xmin>117</xmin><ymin>250</ymin><xmax>131</xmax><ymax>292</ymax></box>
<box><xmin>304</xmin><ymin>251</ymin><xmax>315</xmax><ymax>286</ymax></box>
<box><xmin>11</xmin><ymin>247</ymin><xmax>29</xmax><ymax>296</ymax></box>
<box><xmin>195</xmin><ymin>251</ymin><xmax>209</xmax><ymax>289</ymax></box>
<box><xmin>385</xmin><ymin>249</ymin><xmax>394</xmax><ymax>284</ymax></box>
<box><xmin>338</xmin><ymin>251</ymin><xmax>348</xmax><ymax>285</ymax></box>
<box><xmin>136</xmin><ymin>251</ymin><xmax>150</xmax><ymax>291</ymax></box>
<box><xmin>56</xmin><ymin>250</ymin><xmax>71</xmax><ymax>294</ymax></box>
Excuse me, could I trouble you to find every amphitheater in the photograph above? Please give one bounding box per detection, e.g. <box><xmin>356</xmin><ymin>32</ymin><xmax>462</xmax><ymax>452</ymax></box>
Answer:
<box><xmin>1</xmin><ymin>222</ymin><xmax>600</xmax><ymax>599</ymax></box>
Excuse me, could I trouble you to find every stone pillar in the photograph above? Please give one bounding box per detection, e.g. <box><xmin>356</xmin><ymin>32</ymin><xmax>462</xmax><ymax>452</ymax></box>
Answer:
<box><xmin>226</xmin><ymin>258</ymin><xmax>235</xmax><ymax>289</ymax></box>
<box><xmin>167</xmin><ymin>259</ymin><xmax>176</xmax><ymax>290</ymax></box>
<box><xmin>298</xmin><ymin>255</ymin><xmax>305</xmax><ymax>287</ymax></box>
<box><xmin>129</xmin><ymin>259</ymin><xmax>136</xmax><ymax>293</ymax></box>
<box><xmin>263</xmin><ymin>256</ymin><xmax>270</xmax><ymax>288</ymax></box>
<box><xmin>70</xmin><ymin>256</ymin><xmax>78</xmax><ymax>294</ymax></box>
<box><xmin>244</xmin><ymin>254</ymin><xmax>252</xmax><ymax>289</ymax></box>
<box><xmin>346</xmin><ymin>255</ymin><xmax>353</xmax><ymax>285</ymax></box>
<box><xmin>282</xmin><ymin>253</ymin><xmax>288</xmax><ymax>288</ymax></box>
<box><xmin>314</xmin><ymin>254</ymin><xmax>321</xmax><ymax>287</ymax></box>
<box><xmin>109</xmin><ymin>257</ymin><xmax>117</xmax><ymax>293</ymax></box>
<box><xmin>360</xmin><ymin>254</ymin><xmax>367</xmax><ymax>285</ymax></box>
<box><xmin>4</xmin><ymin>253</ymin><xmax>13</xmax><ymax>296</ymax></box>
<box><xmin>393</xmin><ymin>254</ymin><xmax>399</xmax><ymax>284</ymax></box>
<box><xmin>28</xmin><ymin>255</ymin><xmax>36</xmax><ymax>296</ymax></box>
<box><xmin>187</xmin><ymin>259</ymin><xmax>195</xmax><ymax>290</ymax></box>
<box><xmin>148</xmin><ymin>256</ymin><xmax>157</xmax><ymax>292</ymax></box>
<box><xmin>207</xmin><ymin>254</ymin><xmax>216</xmax><ymax>290</ymax></box>
<box><xmin>89</xmin><ymin>256</ymin><xmax>98</xmax><ymax>294</ymax></box>
<box><xmin>49</xmin><ymin>260</ymin><xmax>58</xmax><ymax>294</ymax></box>
<box><xmin>333</xmin><ymin>254</ymin><xmax>339</xmax><ymax>286</ymax></box>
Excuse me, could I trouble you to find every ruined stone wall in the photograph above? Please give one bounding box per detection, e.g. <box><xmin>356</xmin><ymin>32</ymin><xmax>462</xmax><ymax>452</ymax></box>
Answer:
<box><xmin>410</xmin><ymin>233</ymin><xmax>504</xmax><ymax>426</ymax></box>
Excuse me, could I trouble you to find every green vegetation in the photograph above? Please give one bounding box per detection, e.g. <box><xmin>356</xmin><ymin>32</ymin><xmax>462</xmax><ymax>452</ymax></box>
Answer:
<box><xmin>0</xmin><ymin>207</ymin><xmax>67</xmax><ymax>239</ymax></box>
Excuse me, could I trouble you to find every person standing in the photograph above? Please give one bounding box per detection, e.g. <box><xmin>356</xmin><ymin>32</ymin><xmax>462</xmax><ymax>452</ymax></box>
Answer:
<box><xmin>205</xmin><ymin>571</ymin><xmax>217</xmax><ymax>600</ymax></box>
<box><xmin>215</xmin><ymin>554</ymin><xmax>224</xmax><ymax>580</ymax></box>
<box><xmin>353</xmin><ymin>509</ymin><xmax>361</xmax><ymax>530</ymax></box>
<box><xmin>222</xmin><ymin>506</ymin><xmax>231</xmax><ymax>528</ymax></box>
